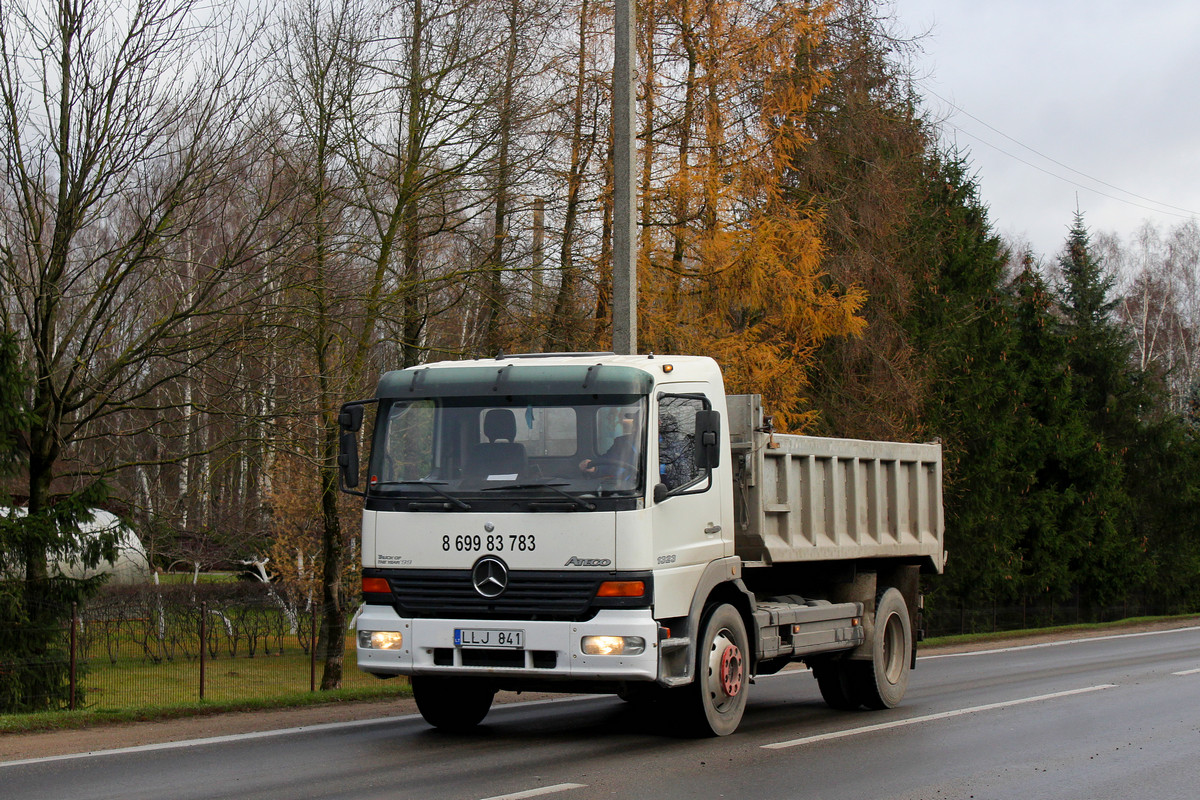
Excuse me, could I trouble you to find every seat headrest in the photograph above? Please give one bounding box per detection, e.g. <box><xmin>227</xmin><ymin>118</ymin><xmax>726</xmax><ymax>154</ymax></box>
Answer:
<box><xmin>483</xmin><ymin>408</ymin><xmax>518</xmax><ymax>442</ymax></box>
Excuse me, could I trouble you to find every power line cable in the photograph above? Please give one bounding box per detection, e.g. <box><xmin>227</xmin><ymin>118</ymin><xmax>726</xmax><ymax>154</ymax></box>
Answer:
<box><xmin>923</xmin><ymin>86</ymin><xmax>1200</xmax><ymax>219</ymax></box>
<box><xmin>943</xmin><ymin>123</ymin><xmax>1200</xmax><ymax>222</ymax></box>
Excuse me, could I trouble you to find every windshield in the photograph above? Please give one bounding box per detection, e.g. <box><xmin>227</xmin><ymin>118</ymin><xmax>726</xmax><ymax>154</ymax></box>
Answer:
<box><xmin>368</xmin><ymin>394</ymin><xmax>648</xmax><ymax>508</ymax></box>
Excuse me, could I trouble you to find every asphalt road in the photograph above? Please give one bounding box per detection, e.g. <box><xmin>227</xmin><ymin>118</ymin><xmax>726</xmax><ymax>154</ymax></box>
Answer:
<box><xmin>4</xmin><ymin>626</ymin><xmax>1199</xmax><ymax>800</ymax></box>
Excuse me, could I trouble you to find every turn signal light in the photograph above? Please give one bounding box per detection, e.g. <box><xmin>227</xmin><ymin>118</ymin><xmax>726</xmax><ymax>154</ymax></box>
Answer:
<box><xmin>597</xmin><ymin>581</ymin><xmax>645</xmax><ymax>598</ymax></box>
<box><xmin>362</xmin><ymin>577</ymin><xmax>390</xmax><ymax>593</ymax></box>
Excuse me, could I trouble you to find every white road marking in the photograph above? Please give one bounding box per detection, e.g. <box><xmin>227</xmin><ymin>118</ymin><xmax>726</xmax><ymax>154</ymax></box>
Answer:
<box><xmin>762</xmin><ymin>684</ymin><xmax>1118</xmax><ymax>750</ymax></box>
<box><xmin>479</xmin><ymin>784</ymin><xmax>587</xmax><ymax>800</ymax></box>
<box><xmin>1172</xmin><ymin>668</ymin><xmax>1200</xmax><ymax>676</ymax></box>
<box><xmin>0</xmin><ymin>715</ymin><xmax>422</xmax><ymax>768</ymax></box>
<box><xmin>920</xmin><ymin>625</ymin><xmax>1200</xmax><ymax>660</ymax></box>
<box><xmin>0</xmin><ymin>695</ymin><xmax>603</xmax><ymax>768</ymax></box>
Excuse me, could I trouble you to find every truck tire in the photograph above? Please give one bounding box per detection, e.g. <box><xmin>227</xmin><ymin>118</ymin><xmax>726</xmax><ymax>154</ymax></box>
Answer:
<box><xmin>812</xmin><ymin>660</ymin><xmax>862</xmax><ymax>710</ymax></box>
<box><xmin>617</xmin><ymin>682</ymin><xmax>666</xmax><ymax>705</ymax></box>
<box><xmin>856</xmin><ymin>587</ymin><xmax>912</xmax><ymax>709</ymax></box>
<box><xmin>412</xmin><ymin>676</ymin><xmax>495</xmax><ymax>731</ymax></box>
<box><xmin>687</xmin><ymin>603</ymin><xmax>749</xmax><ymax>736</ymax></box>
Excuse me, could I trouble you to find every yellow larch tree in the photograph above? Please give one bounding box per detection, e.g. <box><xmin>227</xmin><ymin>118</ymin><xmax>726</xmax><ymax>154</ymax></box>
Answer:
<box><xmin>636</xmin><ymin>0</ymin><xmax>866</xmax><ymax>430</ymax></box>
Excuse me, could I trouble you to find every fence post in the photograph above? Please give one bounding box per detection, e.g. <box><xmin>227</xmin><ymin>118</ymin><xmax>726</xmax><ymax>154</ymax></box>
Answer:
<box><xmin>69</xmin><ymin>602</ymin><xmax>77</xmax><ymax>711</ymax></box>
<box><xmin>310</xmin><ymin>607</ymin><xmax>317</xmax><ymax>693</ymax></box>
<box><xmin>200</xmin><ymin>600</ymin><xmax>207</xmax><ymax>701</ymax></box>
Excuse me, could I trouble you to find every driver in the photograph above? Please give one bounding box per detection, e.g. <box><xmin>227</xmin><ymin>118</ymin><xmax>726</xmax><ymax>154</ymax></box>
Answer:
<box><xmin>579</xmin><ymin>412</ymin><xmax>639</xmax><ymax>476</ymax></box>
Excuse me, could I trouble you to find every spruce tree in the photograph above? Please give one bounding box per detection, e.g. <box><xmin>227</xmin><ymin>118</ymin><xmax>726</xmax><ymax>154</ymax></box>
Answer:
<box><xmin>906</xmin><ymin>154</ymin><xmax>1026</xmax><ymax>609</ymax></box>
<box><xmin>0</xmin><ymin>335</ymin><xmax>111</xmax><ymax>711</ymax></box>
<box><xmin>1052</xmin><ymin>213</ymin><xmax>1147</xmax><ymax>610</ymax></box>
<box><xmin>1007</xmin><ymin>259</ymin><xmax>1094</xmax><ymax>603</ymax></box>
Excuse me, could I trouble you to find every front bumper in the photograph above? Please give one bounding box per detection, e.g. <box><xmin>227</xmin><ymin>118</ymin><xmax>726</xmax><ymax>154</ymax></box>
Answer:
<box><xmin>355</xmin><ymin>604</ymin><xmax>660</xmax><ymax>682</ymax></box>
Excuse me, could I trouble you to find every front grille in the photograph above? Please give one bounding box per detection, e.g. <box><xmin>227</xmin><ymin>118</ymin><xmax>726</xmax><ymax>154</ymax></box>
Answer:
<box><xmin>433</xmin><ymin>648</ymin><xmax>558</xmax><ymax>668</ymax></box>
<box><xmin>372</xmin><ymin>569</ymin><xmax>601</xmax><ymax>620</ymax></box>
<box><xmin>364</xmin><ymin>568</ymin><xmax>652</xmax><ymax>621</ymax></box>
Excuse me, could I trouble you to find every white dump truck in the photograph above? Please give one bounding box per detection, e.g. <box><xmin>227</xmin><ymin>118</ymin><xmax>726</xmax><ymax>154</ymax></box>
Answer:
<box><xmin>339</xmin><ymin>353</ymin><xmax>944</xmax><ymax>735</ymax></box>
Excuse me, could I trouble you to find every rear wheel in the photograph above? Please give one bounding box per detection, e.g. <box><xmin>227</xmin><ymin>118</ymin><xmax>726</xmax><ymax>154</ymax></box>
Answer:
<box><xmin>812</xmin><ymin>660</ymin><xmax>862</xmax><ymax>710</ymax></box>
<box><xmin>686</xmin><ymin>603</ymin><xmax>749</xmax><ymax>736</ymax></box>
<box><xmin>412</xmin><ymin>676</ymin><xmax>495</xmax><ymax>731</ymax></box>
<box><xmin>856</xmin><ymin>587</ymin><xmax>912</xmax><ymax>709</ymax></box>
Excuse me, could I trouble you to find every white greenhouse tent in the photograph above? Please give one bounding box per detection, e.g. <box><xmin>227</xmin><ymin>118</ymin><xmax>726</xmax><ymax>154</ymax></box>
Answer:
<box><xmin>4</xmin><ymin>507</ymin><xmax>152</xmax><ymax>584</ymax></box>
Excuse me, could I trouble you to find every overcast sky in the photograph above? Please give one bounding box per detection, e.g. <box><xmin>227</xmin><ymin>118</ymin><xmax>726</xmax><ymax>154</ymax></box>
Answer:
<box><xmin>891</xmin><ymin>0</ymin><xmax>1200</xmax><ymax>259</ymax></box>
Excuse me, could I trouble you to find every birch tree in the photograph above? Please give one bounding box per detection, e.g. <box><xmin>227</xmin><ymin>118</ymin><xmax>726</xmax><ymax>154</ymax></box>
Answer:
<box><xmin>0</xmin><ymin>0</ymin><xmax>277</xmax><ymax>560</ymax></box>
<box><xmin>1104</xmin><ymin>220</ymin><xmax>1200</xmax><ymax>415</ymax></box>
<box><xmin>0</xmin><ymin>0</ymin><xmax>279</xmax><ymax>707</ymax></box>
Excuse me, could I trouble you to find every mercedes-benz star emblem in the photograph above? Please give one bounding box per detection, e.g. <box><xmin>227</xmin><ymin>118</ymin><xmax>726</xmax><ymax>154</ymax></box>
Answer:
<box><xmin>471</xmin><ymin>555</ymin><xmax>509</xmax><ymax>599</ymax></box>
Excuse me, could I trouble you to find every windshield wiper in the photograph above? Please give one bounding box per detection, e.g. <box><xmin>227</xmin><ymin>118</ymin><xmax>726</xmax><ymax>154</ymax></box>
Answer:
<box><xmin>373</xmin><ymin>480</ymin><xmax>471</xmax><ymax>510</ymax></box>
<box><xmin>481</xmin><ymin>481</ymin><xmax>597</xmax><ymax>511</ymax></box>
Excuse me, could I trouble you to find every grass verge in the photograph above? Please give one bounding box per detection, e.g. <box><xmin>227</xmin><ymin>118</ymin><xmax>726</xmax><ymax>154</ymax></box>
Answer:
<box><xmin>922</xmin><ymin>612</ymin><xmax>1200</xmax><ymax>648</ymax></box>
<box><xmin>0</xmin><ymin>682</ymin><xmax>411</xmax><ymax>735</ymax></box>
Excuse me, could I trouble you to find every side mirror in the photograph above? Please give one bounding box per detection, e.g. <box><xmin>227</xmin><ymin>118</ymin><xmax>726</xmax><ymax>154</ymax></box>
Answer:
<box><xmin>694</xmin><ymin>409</ymin><xmax>721</xmax><ymax>469</ymax></box>
<box><xmin>337</xmin><ymin>401</ymin><xmax>374</xmax><ymax>493</ymax></box>
<box><xmin>338</xmin><ymin>431</ymin><xmax>360</xmax><ymax>488</ymax></box>
<box><xmin>339</xmin><ymin>404</ymin><xmax>364</xmax><ymax>433</ymax></box>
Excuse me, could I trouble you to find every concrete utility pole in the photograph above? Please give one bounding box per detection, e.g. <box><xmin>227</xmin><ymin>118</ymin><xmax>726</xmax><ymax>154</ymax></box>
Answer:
<box><xmin>611</xmin><ymin>0</ymin><xmax>637</xmax><ymax>355</ymax></box>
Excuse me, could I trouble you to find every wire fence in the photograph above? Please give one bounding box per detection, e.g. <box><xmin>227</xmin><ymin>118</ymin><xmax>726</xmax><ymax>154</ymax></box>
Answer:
<box><xmin>923</xmin><ymin>593</ymin><xmax>1199</xmax><ymax>638</ymax></box>
<box><xmin>1</xmin><ymin>582</ymin><xmax>398</xmax><ymax>714</ymax></box>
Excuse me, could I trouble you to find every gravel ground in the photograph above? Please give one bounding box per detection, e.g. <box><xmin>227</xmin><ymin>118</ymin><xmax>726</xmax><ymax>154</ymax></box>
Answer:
<box><xmin>3</xmin><ymin>617</ymin><xmax>1197</xmax><ymax>763</ymax></box>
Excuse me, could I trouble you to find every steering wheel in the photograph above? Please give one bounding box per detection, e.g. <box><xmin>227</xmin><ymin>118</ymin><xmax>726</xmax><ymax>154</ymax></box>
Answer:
<box><xmin>586</xmin><ymin>457</ymin><xmax>635</xmax><ymax>482</ymax></box>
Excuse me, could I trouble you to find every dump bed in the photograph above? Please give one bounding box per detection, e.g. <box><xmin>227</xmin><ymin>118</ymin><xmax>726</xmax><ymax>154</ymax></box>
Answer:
<box><xmin>728</xmin><ymin>395</ymin><xmax>944</xmax><ymax>573</ymax></box>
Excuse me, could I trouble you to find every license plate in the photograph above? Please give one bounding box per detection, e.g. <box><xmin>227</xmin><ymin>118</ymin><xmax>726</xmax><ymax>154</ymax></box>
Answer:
<box><xmin>454</xmin><ymin>628</ymin><xmax>524</xmax><ymax>649</ymax></box>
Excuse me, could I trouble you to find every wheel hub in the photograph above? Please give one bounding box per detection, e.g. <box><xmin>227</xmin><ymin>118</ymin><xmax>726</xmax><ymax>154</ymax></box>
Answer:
<box><xmin>717</xmin><ymin>639</ymin><xmax>743</xmax><ymax>698</ymax></box>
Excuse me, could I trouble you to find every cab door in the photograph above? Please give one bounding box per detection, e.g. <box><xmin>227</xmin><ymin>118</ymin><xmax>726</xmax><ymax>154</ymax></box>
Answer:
<box><xmin>649</xmin><ymin>386</ymin><xmax>727</xmax><ymax>619</ymax></box>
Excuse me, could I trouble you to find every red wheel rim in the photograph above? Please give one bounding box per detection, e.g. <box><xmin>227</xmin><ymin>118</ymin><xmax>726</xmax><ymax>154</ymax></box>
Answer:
<box><xmin>719</xmin><ymin>642</ymin><xmax>743</xmax><ymax>697</ymax></box>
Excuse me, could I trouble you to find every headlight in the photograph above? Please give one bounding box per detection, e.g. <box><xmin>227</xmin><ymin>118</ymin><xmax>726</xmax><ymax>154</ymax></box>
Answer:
<box><xmin>358</xmin><ymin>630</ymin><xmax>403</xmax><ymax>650</ymax></box>
<box><xmin>581</xmin><ymin>635</ymin><xmax>645</xmax><ymax>656</ymax></box>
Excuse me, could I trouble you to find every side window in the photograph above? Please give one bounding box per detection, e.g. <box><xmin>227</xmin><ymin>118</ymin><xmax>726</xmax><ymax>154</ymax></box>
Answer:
<box><xmin>658</xmin><ymin>395</ymin><xmax>705</xmax><ymax>491</ymax></box>
<box><xmin>384</xmin><ymin>400</ymin><xmax>435</xmax><ymax>480</ymax></box>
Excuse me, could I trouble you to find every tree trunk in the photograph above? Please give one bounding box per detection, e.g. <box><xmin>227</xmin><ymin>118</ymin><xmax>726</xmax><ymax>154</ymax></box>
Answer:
<box><xmin>318</xmin><ymin>419</ymin><xmax>345</xmax><ymax>690</ymax></box>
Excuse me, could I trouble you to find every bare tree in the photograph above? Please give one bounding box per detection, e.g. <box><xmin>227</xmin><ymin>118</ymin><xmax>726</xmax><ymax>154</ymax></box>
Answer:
<box><xmin>544</xmin><ymin>0</ymin><xmax>607</xmax><ymax>350</ymax></box>
<box><xmin>269</xmin><ymin>0</ymin><xmax>379</xmax><ymax>690</ymax></box>
<box><xmin>269</xmin><ymin>0</ymin><xmax>504</xmax><ymax>688</ymax></box>
<box><xmin>1106</xmin><ymin>220</ymin><xmax>1200</xmax><ymax>414</ymax></box>
<box><xmin>0</xmin><ymin>0</ymin><xmax>281</xmax><ymax>584</ymax></box>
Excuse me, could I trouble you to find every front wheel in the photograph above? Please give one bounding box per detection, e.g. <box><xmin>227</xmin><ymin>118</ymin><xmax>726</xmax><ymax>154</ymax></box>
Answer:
<box><xmin>412</xmin><ymin>676</ymin><xmax>495</xmax><ymax>731</ymax></box>
<box><xmin>686</xmin><ymin>603</ymin><xmax>749</xmax><ymax>736</ymax></box>
<box><xmin>856</xmin><ymin>587</ymin><xmax>912</xmax><ymax>709</ymax></box>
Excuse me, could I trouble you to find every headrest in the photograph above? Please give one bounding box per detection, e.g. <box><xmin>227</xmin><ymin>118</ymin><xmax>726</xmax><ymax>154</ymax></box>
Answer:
<box><xmin>483</xmin><ymin>408</ymin><xmax>518</xmax><ymax>442</ymax></box>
